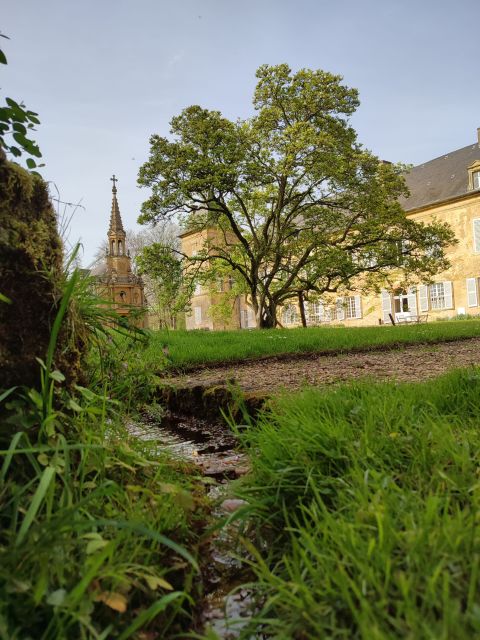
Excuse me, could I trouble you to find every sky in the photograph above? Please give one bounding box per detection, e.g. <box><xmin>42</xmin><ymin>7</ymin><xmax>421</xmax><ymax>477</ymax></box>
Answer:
<box><xmin>3</xmin><ymin>0</ymin><xmax>480</xmax><ymax>265</ymax></box>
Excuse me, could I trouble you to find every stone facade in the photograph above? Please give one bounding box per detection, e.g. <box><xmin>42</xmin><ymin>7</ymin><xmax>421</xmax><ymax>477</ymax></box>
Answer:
<box><xmin>180</xmin><ymin>130</ymin><xmax>480</xmax><ymax>330</ymax></box>
<box><xmin>96</xmin><ymin>178</ymin><xmax>147</xmax><ymax>327</ymax></box>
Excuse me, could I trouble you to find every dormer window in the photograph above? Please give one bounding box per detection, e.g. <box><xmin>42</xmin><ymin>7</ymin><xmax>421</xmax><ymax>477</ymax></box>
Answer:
<box><xmin>468</xmin><ymin>161</ymin><xmax>480</xmax><ymax>190</ymax></box>
<box><xmin>474</xmin><ymin>170</ymin><xmax>480</xmax><ymax>190</ymax></box>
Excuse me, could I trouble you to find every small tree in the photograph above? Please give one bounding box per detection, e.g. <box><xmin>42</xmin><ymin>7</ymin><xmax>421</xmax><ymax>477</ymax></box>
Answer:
<box><xmin>136</xmin><ymin>243</ymin><xmax>190</xmax><ymax>329</ymax></box>
<box><xmin>138</xmin><ymin>64</ymin><xmax>455</xmax><ymax>328</ymax></box>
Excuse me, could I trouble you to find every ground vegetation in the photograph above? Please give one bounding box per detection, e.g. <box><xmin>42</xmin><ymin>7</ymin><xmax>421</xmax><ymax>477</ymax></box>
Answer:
<box><xmin>144</xmin><ymin>320</ymin><xmax>480</xmax><ymax>370</ymax></box>
<box><xmin>231</xmin><ymin>368</ymin><xmax>480</xmax><ymax>638</ymax></box>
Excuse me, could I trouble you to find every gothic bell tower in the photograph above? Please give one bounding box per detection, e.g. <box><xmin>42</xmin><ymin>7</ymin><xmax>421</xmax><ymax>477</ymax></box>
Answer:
<box><xmin>99</xmin><ymin>175</ymin><xmax>147</xmax><ymax>327</ymax></box>
<box><xmin>106</xmin><ymin>174</ymin><xmax>131</xmax><ymax>277</ymax></box>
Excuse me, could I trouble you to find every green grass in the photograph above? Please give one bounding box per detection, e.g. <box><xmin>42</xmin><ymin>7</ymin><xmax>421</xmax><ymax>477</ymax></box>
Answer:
<box><xmin>229</xmin><ymin>368</ymin><xmax>480</xmax><ymax>639</ymax></box>
<box><xmin>0</xmin><ymin>401</ymin><xmax>208</xmax><ymax>640</ymax></box>
<box><xmin>146</xmin><ymin>319</ymin><xmax>480</xmax><ymax>369</ymax></box>
<box><xmin>0</xmin><ymin>259</ymin><xmax>209</xmax><ymax>639</ymax></box>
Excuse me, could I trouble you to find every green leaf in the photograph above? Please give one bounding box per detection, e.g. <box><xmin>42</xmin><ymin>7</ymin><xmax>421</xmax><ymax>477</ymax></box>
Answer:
<box><xmin>5</xmin><ymin>97</ymin><xmax>20</xmax><ymax>109</ymax></box>
<box><xmin>68</xmin><ymin>398</ymin><xmax>83</xmax><ymax>412</ymax></box>
<box><xmin>49</xmin><ymin>370</ymin><xmax>65</xmax><ymax>383</ymax></box>
<box><xmin>26</xmin><ymin>158</ymin><xmax>37</xmax><ymax>169</ymax></box>
<box><xmin>0</xmin><ymin>49</ymin><xmax>7</xmax><ymax>65</ymax></box>
<box><xmin>9</xmin><ymin>145</ymin><xmax>21</xmax><ymax>157</ymax></box>
<box><xmin>0</xmin><ymin>292</ymin><xmax>12</xmax><ymax>304</ymax></box>
<box><xmin>86</xmin><ymin>538</ymin><xmax>109</xmax><ymax>554</ymax></box>
<box><xmin>12</xmin><ymin>131</ymin><xmax>28</xmax><ymax>146</ymax></box>
<box><xmin>144</xmin><ymin>575</ymin><xmax>174</xmax><ymax>591</ymax></box>
<box><xmin>12</xmin><ymin>122</ymin><xmax>26</xmax><ymax>135</ymax></box>
<box><xmin>16</xmin><ymin>466</ymin><xmax>56</xmax><ymax>546</ymax></box>
<box><xmin>46</xmin><ymin>588</ymin><xmax>67</xmax><ymax>607</ymax></box>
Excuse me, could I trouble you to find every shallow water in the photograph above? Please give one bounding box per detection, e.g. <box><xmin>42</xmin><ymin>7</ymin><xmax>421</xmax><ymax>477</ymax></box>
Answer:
<box><xmin>127</xmin><ymin>410</ymin><xmax>263</xmax><ymax>638</ymax></box>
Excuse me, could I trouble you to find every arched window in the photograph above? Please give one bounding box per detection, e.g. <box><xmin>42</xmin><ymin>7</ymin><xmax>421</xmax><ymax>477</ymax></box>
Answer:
<box><xmin>119</xmin><ymin>290</ymin><xmax>126</xmax><ymax>302</ymax></box>
<box><xmin>111</xmin><ymin>240</ymin><xmax>115</xmax><ymax>255</ymax></box>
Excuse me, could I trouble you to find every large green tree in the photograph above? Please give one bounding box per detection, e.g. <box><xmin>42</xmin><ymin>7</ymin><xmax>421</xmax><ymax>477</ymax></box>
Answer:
<box><xmin>138</xmin><ymin>64</ymin><xmax>455</xmax><ymax>328</ymax></box>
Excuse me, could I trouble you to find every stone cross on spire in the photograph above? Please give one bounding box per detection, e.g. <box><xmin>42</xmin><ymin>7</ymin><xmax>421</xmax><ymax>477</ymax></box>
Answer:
<box><xmin>108</xmin><ymin>174</ymin><xmax>125</xmax><ymax>233</ymax></box>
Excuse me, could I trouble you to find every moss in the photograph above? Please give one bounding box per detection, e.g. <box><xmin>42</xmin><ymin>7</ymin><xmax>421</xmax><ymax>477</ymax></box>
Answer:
<box><xmin>0</xmin><ymin>151</ymin><xmax>84</xmax><ymax>390</ymax></box>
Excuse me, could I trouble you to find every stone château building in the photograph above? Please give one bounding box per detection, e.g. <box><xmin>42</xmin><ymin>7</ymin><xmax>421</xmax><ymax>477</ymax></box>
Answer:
<box><xmin>181</xmin><ymin>128</ymin><xmax>480</xmax><ymax>329</ymax></box>
<box><xmin>95</xmin><ymin>177</ymin><xmax>147</xmax><ymax>327</ymax></box>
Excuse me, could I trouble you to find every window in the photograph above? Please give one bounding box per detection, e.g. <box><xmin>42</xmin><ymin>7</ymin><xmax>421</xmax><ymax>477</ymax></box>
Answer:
<box><xmin>473</xmin><ymin>219</ymin><xmax>480</xmax><ymax>253</ymax></box>
<box><xmin>418</xmin><ymin>281</ymin><xmax>453</xmax><ymax>311</ymax></box>
<box><xmin>324</xmin><ymin>306</ymin><xmax>337</xmax><ymax>322</ymax></box>
<box><xmin>194</xmin><ymin>282</ymin><xmax>202</xmax><ymax>295</ymax></box>
<box><xmin>467</xmin><ymin>277</ymin><xmax>479</xmax><ymax>307</ymax></box>
<box><xmin>429</xmin><ymin>283</ymin><xmax>445</xmax><ymax>310</ymax></box>
<box><xmin>468</xmin><ymin>162</ymin><xmax>480</xmax><ymax>191</ymax></box>
<box><xmin>241</xmin><ymin>307</ymin><xmax>255</xmax><ymax>328</ymax></box>
<box><xmin>394</xmin><ymin>290</ymin><xmax>410</xmax><ymax>314</ymax></box>
<box><xmin>382</xmin><ymin>288</ymin><xmax>418</xmax><ymax>323</ymax></box>
<box><xmin>345</xmin><ymin>296</ymin><xmax>358</xmax><ymax>319</ymax></box>
<box><xmin>308</xmin><ymin>301</ymin><xmax>324</xmax><ymax>324</ymax></box>
<box><xmin>473</xmin><ymin>170</ymin><xmax>480</xmax><ymax>190</ymax></box>
<box><xmin>282</xmin><ymin>304</ymin><xmax>298</xmax><ymax>325</ymax></box>
<box><xmin>194</xmin><ymin>306</ymin><xmax>202</xmax><ymax>325</ymax></box>
<box><xmin>338</xmin><ymin>295</ymin><xmax>362</xmax><ymax>320</ymax></box>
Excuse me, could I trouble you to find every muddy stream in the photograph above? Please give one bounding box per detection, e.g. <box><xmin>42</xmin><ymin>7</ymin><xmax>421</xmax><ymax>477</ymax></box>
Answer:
<box><xmin>128</xmin><ymin>409</ymin><xmax>261</xmax><ymax>639</ymax></box>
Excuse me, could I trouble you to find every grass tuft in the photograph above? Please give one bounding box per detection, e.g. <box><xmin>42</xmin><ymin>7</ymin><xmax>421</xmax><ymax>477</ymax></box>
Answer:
<box><xmin>233</xmin><ymin>368</ymin><xmax>480</xmax><ymax>639</ymax></box>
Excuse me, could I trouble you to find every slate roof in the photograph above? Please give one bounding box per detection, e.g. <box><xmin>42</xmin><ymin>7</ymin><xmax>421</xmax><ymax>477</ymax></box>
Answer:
<box><xmin>402</xmin><ymin>138</ymin><xmax>480</xmax><ymax>211</ymax></box>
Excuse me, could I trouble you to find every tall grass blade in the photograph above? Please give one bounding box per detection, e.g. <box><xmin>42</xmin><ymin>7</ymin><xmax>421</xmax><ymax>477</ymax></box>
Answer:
<box><xmin>15</xmin><ymin>465</ymin><xmax>56</xmax><ymax>546</ymax></box>
<box><xmin>0</xmin><ymin>432</ymin><xmax>24</xmax><ymax>483</ymax></box>
<box><xmin>116</xmin><ymin>592</ymin><xmax>185</xmax><ymax>640</ymax></box>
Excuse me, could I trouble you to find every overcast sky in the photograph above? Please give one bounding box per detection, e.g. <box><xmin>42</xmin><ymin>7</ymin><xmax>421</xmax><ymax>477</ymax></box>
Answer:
<box><xmin>3</xmin><ymin>0</ymin><xmax>479</xmax><ymax>264</ymax></box>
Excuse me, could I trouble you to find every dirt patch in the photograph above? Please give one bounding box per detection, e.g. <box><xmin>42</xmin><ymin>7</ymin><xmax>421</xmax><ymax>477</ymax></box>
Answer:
<box><xmin>164</xmin><ymin>336</ymin><xmax>480</xmax><ymax>396</ymax></box>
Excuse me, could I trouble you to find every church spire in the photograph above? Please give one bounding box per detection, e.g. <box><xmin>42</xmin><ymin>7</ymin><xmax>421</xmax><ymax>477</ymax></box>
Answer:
<box><xmin>109</xmin><ymin>174</ymin><xmax>125</xmax><ymax>233</ymax></box>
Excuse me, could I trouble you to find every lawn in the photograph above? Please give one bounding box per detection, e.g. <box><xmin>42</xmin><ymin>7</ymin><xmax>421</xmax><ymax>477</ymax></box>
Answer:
<box><xmin>230</xmin><ymin>367</ymin><xmax>480</xmax><ymax>639</ymax></box>
<box><xmin>146</xmin><ymin>319</ymin><xmax>480</xmax><ymax>369</ymax></box>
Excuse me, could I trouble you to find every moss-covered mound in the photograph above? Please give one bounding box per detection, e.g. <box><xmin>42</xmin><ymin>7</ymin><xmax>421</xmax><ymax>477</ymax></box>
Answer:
<box><xmin>0</xmin><ymin>151</ymin><xmax>82</xmax><ymax>389</ymax></box>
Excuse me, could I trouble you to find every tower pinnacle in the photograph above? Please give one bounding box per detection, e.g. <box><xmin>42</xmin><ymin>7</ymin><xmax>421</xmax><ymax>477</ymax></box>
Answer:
<box><xmin>108</xmin><ymin>174</ymin><xmax>125</xmax><ymax>234</ymax></box>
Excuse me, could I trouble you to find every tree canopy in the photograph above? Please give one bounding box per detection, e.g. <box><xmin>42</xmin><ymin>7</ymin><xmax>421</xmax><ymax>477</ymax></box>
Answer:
<box><xmin>138</xmin><ymin>64</ymin><xmax>455</xmax><ymax>328</ymax></box>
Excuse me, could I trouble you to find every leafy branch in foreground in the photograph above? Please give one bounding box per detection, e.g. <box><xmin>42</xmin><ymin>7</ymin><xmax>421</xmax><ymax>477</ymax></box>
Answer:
<box><xmin>0</xmin><ymin>33</ymin><xmax>43</xmax><ymax>169</ymax></box>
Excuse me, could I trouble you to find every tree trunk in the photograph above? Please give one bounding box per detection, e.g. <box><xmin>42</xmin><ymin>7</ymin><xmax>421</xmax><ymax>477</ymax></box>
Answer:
<box><xmin>298</xmin><ymin>292</ymin><xmax>307</xmax><ymax>328</ymax></box>
<box><xmin>257</xmin><ymin>299</ymin><xmax>277</xmax><ymax>329</ymax></box>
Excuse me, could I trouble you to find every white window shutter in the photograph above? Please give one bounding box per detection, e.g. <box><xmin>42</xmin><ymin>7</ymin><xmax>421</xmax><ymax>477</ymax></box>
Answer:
<box><xmin>336</xmin><ymin>297</ymin><xmax>345</xmax><ymax>320</ymax></box>
<box><xmin>467</xmin><ymin>278</ymin><xmax>478</xmax><ymax>308</ymax></box>
<box><xmin>474</xmin><ymin>220</ymin><xmax>480</xmax><ymax>253</ymax></box>
<box><xmin>443</xmin><ymin>281</ymin><xmax>453</xmax><ymax>309</ymax></box>
<box><xmin>354</xmin><ymin>295</ymin><xmax>362</xmax><ymax>319</ymax></box>
<box><xmin>407</xmin><ymin>287</ymin><xmax>417</xmax><ymax>313</ymax></box>
<box><xmin>419</xmin><ymin>285</ymin><xmax>429</xmax><ymax>312</ymax></box>
<box><xmin>381</xmin><ymin>289</ymin><xmax>392</xmax><ymax>323</ymax></box>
